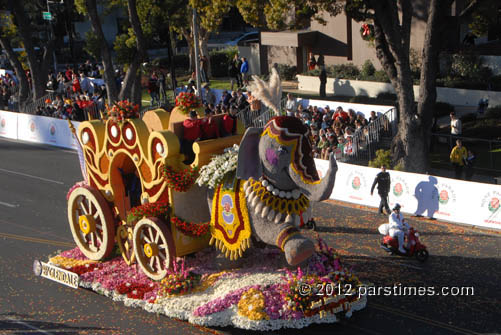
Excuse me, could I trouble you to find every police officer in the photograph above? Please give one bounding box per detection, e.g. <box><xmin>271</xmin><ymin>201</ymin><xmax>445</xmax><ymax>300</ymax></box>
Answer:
<box><xmin>371</xmin><ymin>165</ymin><xmax>391</xmax><ymax>215</ymax></box>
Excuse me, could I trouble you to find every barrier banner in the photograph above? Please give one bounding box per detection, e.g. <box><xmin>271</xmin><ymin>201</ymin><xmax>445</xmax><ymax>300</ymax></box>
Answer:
<box><xmin>17</xmin><ymin>113</ymin><xmax>80</xmax><ymax>149</ymax></box>
<box><xmin>314</xmin><ymin>158</ymin><xmax>501</xmax><ymax>231</ymax></box>
<box><xmin>0</xmin><ymin>110</ymin><xmax>18</xmax><ymax>139</ymax></box>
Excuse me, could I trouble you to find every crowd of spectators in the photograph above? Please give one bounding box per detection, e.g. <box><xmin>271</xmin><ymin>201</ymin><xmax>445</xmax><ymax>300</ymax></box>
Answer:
<box><xmin>0</xmin><ymin>72</ymin><xmax>18</xmax><ymax>111</ymax></box>
<box><xmin>285</xmin><ymin>94</ymin><xmax>382</xmax><ymax>161</ymax></box>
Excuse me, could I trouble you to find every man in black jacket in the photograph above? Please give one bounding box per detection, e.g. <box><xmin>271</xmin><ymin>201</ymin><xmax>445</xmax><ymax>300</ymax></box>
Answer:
<box><xmin>371</xmin><ymin>165</ymin><xmax>391</xmax><ymax>215</ymax></box>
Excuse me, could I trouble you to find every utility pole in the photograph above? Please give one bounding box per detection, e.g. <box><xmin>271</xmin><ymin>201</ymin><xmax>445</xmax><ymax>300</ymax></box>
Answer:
<box><xmin>192</xmin><ymin>8</ymin><xmax>201</xmax><ymax>98</ymax></box>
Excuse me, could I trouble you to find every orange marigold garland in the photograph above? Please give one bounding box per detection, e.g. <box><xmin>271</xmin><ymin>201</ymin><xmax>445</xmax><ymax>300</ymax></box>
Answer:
<box><xmin>175</xmin><ymin>92</ymin><xmax>202</xmax><ymax>115</ymax></box>
<box><xmin>162</xmin><ymin>165</ymin><xmax>198</xmax><ymax>192</ymax></box>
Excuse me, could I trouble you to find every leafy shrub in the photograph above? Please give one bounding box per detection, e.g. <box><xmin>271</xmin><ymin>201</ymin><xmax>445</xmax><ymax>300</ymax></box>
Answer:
<box><xmin>209</xmin><ymin>47</ymin><xmax>238</xmax><ymax>77</ymax></box>
<box><xmin>434</xmin><ymin>102</ymin><xmax>455</xmax><ymax>117</ymax></box>
<box><xmin>461</xmin><ymin>113</ymin><xmax>477</xmax><ymax>123</ymax></box>
<box><xmin>361</xmin><ymin>60</ymin><xmax>376</xmax><ymax>78</ymax></box>
<box><xmin>485</xmin><ymin>105</ymin><xmax>501</xmax><ymax>119</ymax></box>
<box><xmin>276</xmin><ymin>64</ymin><xmax>297</xmax><ymax>81</ymax></box>
<box><xmin>376</xmin><ymin>91</ymin><xmax>397</xmax><ymax>101</ymax></box>
<box><xmin>373</xmin><ymin>70</ymin><xmax>390</xmax><ymax>83</ymax></box>
<box><xmin>330</xmin><ymin>64</ymin><xmax>360</xmax><ymax>79</ymax></box>
<box><xmin>368</xmin><ymin>149</ymin><xmax>392</xmax><ymax>169</ymax></box>
<box><xmin>488</xmin><ymin>75</ymin><xmax>501</xmax><ymax>91</ymax></box>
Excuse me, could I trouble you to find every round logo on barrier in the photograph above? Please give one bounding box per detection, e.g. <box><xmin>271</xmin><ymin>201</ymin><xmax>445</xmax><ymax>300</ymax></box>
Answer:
<box><xmin>439</xmin><ymin>190</ymin><xmax>449</xmax><ymax>205</ymax></box>
<box><xmin>49</xmin><ymin>124</ymin><xmax>56</xmax><ymax>136</ymax></box>
<box><xmin>29</xmin><ymin>121</ymin><xmax>36</xmax><ymax>132</ymax></box>
<box><xmin>352</xmin><ymin>176</ymin><xmax>361</xmax><ymax>190</ymax></box>
<box><xmin>0</xmin><ymin>118</ymin><xmax>5</xmax><ymax>128</ymax></box>
<box><xmin>488</xmin><ymin>198</ymin><xmax>500</xmax><ymax>213</ymax></box>
<box><xmin>221</xmin><ymin>194</ymin><xmax>234</xmax><ymax>224</ymax></box>
<box><xmin>393</xmin><ymin>183</ymin><xmax>403</xmax><ymax>197</ymax></box>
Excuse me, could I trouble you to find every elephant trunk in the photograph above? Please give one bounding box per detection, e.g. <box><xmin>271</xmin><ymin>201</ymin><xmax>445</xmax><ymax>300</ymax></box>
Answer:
<box><xmin>289</xmin><ymin>153</ymin><xmax>338</xmax><ymax>202</ymax></box>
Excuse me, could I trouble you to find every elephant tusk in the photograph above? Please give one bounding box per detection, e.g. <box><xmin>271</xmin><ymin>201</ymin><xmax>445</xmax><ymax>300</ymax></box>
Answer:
<box><xmin>294</xmin><ymin>214</ymin><xmax>301</xmax><ymax>227</ymax></box>
<box><xmin>274</xmin><ymin>212</ymin><xmax>283</xmax><ymax>224</ymax></box>
<box><xmin>251</xmin><ymin>196</ymin><xmax>260</xmax><ymax>208</ymax></box>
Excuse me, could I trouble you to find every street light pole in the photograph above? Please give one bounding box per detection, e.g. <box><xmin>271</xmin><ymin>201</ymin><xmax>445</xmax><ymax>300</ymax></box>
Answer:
<box><xmin>192</xmin><ymin>8</ymin><xmax>201</xmax><ymax>99</ymax></box>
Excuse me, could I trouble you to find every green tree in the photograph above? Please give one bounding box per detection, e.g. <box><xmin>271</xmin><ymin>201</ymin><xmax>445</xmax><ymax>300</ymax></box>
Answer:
<box><xmin>238</xmin><ymin>0</ymin><xmax>454</xmax><ymax>173</ymax></box>
<box><xmin>0</xmin><ymin>0</ymin><xmax>56</xmax><ymax>104</ymax></box>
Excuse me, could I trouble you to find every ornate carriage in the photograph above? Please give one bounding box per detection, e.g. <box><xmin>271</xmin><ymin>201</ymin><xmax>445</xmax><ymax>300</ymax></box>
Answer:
<box><xmin>67</xmin><ymin>106</ymin><xmax>243</xmax><ymax>280</ymax></box>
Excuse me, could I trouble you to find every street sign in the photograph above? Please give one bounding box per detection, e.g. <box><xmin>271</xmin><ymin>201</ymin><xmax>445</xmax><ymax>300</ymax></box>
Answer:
<box><xmin>42</xmin><ymin>11</ymin><xmax>52</xmax><ymax>20</ymax></box>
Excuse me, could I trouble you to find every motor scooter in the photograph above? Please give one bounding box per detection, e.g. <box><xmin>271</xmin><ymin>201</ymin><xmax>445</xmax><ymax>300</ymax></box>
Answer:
<box><xmin>379</xmin><ymin>226</ymin><xmax>429</xmax><ymax>262</ymax></box>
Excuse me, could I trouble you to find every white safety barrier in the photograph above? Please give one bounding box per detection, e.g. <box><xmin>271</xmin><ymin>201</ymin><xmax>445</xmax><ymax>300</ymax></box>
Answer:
<box><xmin>1</xmin><ymin>109</ymin><xmax>499</xmax><ymax>230</ymax></box>
<box><xmin>1</xmin><ymin>110</ymin><xmax>80</xmax><ymax>149</ymax></box>
<box><xmin>0</xmin><ymin>110</ymin><xmax>18</xmax><ymax>139</ymax></box>
<box><xmin>315</xmin><ymin>159</ymin><xmax>501</xmax><ymax>231</ymax></box>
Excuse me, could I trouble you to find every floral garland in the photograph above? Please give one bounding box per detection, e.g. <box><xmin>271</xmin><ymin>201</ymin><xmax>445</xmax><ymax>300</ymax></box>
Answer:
<box><xmin>171</xmin><ymin>216</ymin><xmax>209</xmax><ymax>238</ymax></box>
<box><xmin>104</xmin><ymin>100</ymin><xmax>140</xmax><ymax>121</ymax></box>
<box><xmin>175</xmin><ymin>92</ymin><xmax>202</xmax><ymax>115</ymax></box>
<box><xmin>162</xmin><ymin>165</ymin><xmax>199</xmax><ymax>193</ymax></box>
<box><xmin>360</xmin><ymin>23</ymin><xmax>375</xmax><ymax>41</ymax></box>
<box><xmin>159</xmin><ymin>259</ymin><xmax>201</xmax><ymax>296</ymax></box>
<box><xmin>127</xmin><ymin>201</ymin><xmax>170</xmax><ymax>225</ymax></box>
<box><xmin>196</xmin><ymin>144</ymin><xmax>239</xmax><ymax>189</ymax></box>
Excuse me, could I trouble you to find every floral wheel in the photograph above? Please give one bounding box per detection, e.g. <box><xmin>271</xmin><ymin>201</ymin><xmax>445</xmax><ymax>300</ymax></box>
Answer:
<box><xmin>67</xmin><ymin>186</ymin><xmax>115</xmax><ymax>260</ymax></box>
<box><xmin>133</xmin><ymin>217</ymin><xmax>176</xmax><ymax>281</ymax></box>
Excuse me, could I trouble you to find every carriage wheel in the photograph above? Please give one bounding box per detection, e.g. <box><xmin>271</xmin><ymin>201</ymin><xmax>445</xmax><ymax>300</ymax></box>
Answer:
<box><xmin>133</xmin><ymin>217</ymin><xmax>176</xmax><ymax>281</ymax></box>
<box><xmin>67</xmin><ymin>186</ymin><xmax>115</xmax><ymax>260</ymax></box>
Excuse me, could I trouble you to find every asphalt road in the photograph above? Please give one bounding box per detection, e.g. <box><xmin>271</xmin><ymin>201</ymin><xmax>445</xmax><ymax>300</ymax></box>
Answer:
<box><xmin>0</xmin><ymin>138</ymin><xmax>500</xmax><ymax>335</ymax></box>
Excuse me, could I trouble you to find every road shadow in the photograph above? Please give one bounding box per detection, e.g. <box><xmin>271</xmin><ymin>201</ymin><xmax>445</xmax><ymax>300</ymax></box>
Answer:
<box><xmin>414</xmin><ymin>176</ymin><xmax>439</xmax><ymax>219</ymax></box>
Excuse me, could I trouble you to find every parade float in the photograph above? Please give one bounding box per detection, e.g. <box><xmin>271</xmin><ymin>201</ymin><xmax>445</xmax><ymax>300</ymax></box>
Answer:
<box><xmin>40</xmin><ymin>70</ymin><xmax>367</xmax><ymax>330</ymax></box>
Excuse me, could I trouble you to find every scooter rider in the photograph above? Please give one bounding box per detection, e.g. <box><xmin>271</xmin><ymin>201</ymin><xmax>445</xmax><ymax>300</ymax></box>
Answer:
<box><xmin>388</xmin><ymin>203</ymin><xmax>409</xmax><ymax>254</ymax></box>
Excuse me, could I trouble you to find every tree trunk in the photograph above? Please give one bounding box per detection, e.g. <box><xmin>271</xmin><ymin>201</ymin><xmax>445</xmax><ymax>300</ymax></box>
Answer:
<box><xmin>0</xmin><ymin>35</ymin><xmax>30</xmax><ymax>108</ymax></box>
<box><xmin>181</xmin><ymin>28</ymin><xmax>195</xmax><ymax>72</ymax></box>
<box><xmin>119</xmin><ymin>0</ymin><xmax>148</xmax><ymax>103</ymax></box>
<box><xmin>131</xmin><ymin>69</ymin><xmax>142</xmax><ymax>106</ymax></box>
<box><xmin>8</xmin><ymin>0</ymin><xmax>54</xmax><ymax>101</ymax></box>
<box><xmin>199</xmin><ymin>28</ymin><xmax>211</xmax><ymax>78</ymax></box>
<box><xmin>417</xmin><ymin>0</ymin><xmax>455</xmax><ymax>171</ymax></box>
<box><xmin>85</xmin><ymin>0</ymin><xmax>118</xmax><ymax>104</ymax></box>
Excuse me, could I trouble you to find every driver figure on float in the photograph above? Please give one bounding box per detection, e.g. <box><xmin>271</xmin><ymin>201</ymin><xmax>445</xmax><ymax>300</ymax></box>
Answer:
<box><xmin>388</xmin><ymin>203</ymin><xmax>409</xmax><ymax>254</ymax></box>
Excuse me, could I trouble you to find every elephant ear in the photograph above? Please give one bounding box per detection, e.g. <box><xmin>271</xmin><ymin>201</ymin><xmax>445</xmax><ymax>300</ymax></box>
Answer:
<box><xmin>236</xmin><ymin>127</ymin><xmax>263</xmax><ymax>180</ymax></box>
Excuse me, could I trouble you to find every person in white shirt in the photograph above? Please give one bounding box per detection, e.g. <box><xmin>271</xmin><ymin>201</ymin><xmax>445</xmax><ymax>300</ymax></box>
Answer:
<box><xmin>450</xmin><ymin>112</ymin><xmax>462</xmax><ymax>136</ymax></box>
<box><xmin>286</xmin><ymin>93</ymin><xmax>297</xmax><ymax>117</ymax></box>
<box><xmin>388</xmin><ymin>203</ymin><xmax>410</xmax><ymax>254</ymax></box>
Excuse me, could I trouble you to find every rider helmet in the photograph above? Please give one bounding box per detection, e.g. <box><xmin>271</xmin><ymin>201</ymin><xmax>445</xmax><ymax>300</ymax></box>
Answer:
<box><xmin>393</xmin><ymin>203</ymin><xmax>401</xmax><ymax>211</ymax></box>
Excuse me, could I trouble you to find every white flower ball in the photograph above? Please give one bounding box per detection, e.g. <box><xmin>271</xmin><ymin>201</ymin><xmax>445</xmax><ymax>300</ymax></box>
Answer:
<box><xmin>292</xmin><ymin>189</ymin><xmax>301</xmax><ymax>199</ymax></box>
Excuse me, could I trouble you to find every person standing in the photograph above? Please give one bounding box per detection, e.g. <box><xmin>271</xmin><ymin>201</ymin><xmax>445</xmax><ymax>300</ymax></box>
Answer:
<box><xmin>450</xmin><ymin>112</ymin><xmax>462</xmax><ymax>144</ymax></box>
<box><xmin>200</xmin><ymin>55</ymin><xmax>209</xmax><ymax>83</ymax></box>
<box><xmin>148</xmin><ymin>72</ymin><xmax>159</xmax><ymax>105</ymax></box>
<box><xmin>240</xmin><ymin>57</ymin><xmax>249</xmax><ymax>87</ymax></box>
<box><xmin>450</xmin><ymin>139</ymin><xmax>468</xmax><ymax>179</ymax></box>
<box><xmin>285</xmin><ymin>93</ymin><xmax>297</xmax><ymax>117</ymax></box>
<box><xmin>371</xmin><ymin>165</ymin><xmax>391</xmax><ymax>215</ymax></box>
<box><xmin>319</xmin><ymin>65</ymin><xmax>327</xmax><ymax>98</ymax></box>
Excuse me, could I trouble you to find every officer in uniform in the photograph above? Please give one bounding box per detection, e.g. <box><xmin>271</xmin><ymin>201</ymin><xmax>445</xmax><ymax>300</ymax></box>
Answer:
<box><xmin>370</xmin><ymin>165</ymin><xmax>391</xmax><ymax>215</ymax></box>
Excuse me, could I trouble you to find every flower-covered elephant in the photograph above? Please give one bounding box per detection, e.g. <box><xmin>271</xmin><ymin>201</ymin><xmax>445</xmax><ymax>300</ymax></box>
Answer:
<box><xmin>207</xmin><ymin>116</ymin><xmax>338</xmax><ymax>266</ymax></box>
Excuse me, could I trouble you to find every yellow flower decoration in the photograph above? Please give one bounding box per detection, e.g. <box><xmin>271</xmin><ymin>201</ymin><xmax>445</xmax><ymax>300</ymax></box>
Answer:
<box><xmin>237</xmin><ymin>288</ymin><xmax>269</xmax><ymax>321</ymax></box>
<box><xmin>49</xmin><ymin>255</ymin><xmax>97</xmax><ymax>269</ymax></box>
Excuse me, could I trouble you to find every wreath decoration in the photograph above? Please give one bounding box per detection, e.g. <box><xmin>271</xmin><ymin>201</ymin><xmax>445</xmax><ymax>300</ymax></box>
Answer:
<box><xmin>162</xmin><ymin>164</ymin><xmax>199</xmax><ymax>192</ymax></box>
<box><xmin>360</xmin><ymin>23</ymin><xmax>375</xmax><ymax>41</ymax></box>
<box><xmin>175</xmin><ymin>92</ymin><xmax>203</xmax><ymax>115</ymax></box>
